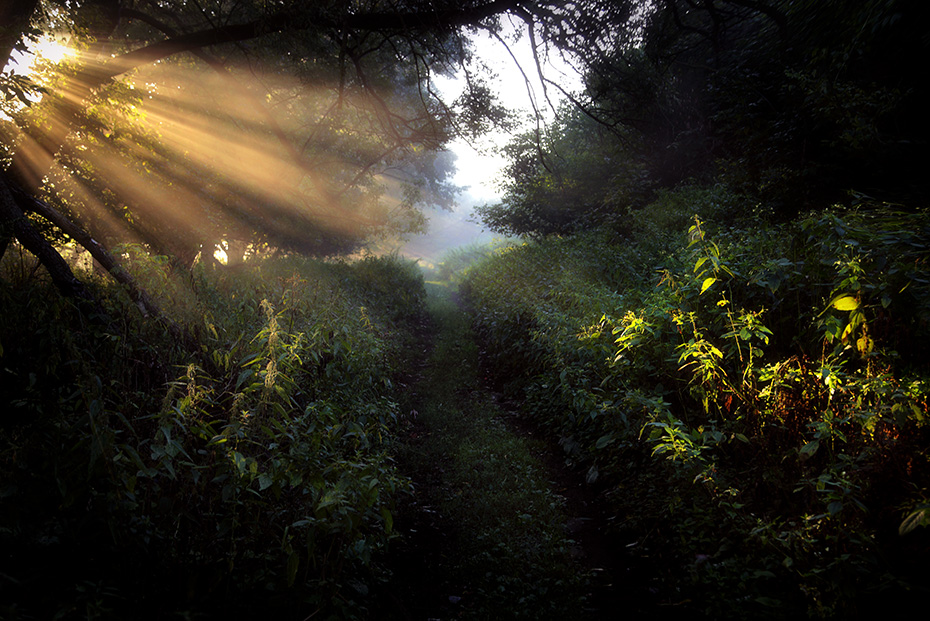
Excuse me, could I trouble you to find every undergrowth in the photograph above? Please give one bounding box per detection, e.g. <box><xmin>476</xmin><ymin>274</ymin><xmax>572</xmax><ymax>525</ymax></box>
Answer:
<box><xmin>0</xmin><ymin>250</ymin><xmax>424</xmax><ymax>619</ymax></box>
<box><xmin>462</xmin><ymin>188</ymin><xmax>930</xmax><ymax>618</ymax></box>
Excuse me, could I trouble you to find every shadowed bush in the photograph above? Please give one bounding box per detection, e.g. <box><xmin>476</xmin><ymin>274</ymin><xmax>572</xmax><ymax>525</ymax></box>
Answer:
<box><xmin>0</xmin><ymin>250</ymin><xmax>425</xmax><ymax>619</ymax></box>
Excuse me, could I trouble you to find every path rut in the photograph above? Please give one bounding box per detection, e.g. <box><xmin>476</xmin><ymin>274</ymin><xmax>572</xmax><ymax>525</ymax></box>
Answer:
<box><xmin>372</xmin><ymin>284</ymin><xmax>662</xmax><ymax>619</ymax></box>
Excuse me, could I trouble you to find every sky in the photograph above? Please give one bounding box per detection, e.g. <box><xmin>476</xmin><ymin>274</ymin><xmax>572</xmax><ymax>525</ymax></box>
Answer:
<box><xmin>438</xmin><ymin>20</ymin><xmax>584</xmax><ymax>204</ymax></box>
<box><xmin>396</xmin><ymin>20</ymin><xmax>583</xmax><ymax>264</ymax></box>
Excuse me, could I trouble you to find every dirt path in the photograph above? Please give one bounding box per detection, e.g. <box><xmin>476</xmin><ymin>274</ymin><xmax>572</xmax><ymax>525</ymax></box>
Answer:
<box><xmin>373</xmin><ymin>284</ymin><xmax>660</xmax><ymax>619</ymax></box>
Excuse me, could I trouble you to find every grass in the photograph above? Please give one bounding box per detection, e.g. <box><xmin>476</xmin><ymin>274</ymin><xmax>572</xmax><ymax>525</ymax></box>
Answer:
<box><xmin>385</xmin><ymin>282</ymin><xmax>589</xmax><ymax>619</ymax></box>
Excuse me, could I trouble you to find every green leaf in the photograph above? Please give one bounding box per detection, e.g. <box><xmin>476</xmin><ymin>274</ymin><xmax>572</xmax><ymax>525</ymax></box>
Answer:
<box><xmin>317</xmin><ymin>491</ymin><xmax>340</xmax><ymax>510</ymax></box>
<box><xmin>258</xmin><ymin>473</ymin><xmax>274</xmax><ymax>491</ymax></box>
<box><xmin>799</xmin><ymin>440</ymin><xmax>819</xmax><ymax>460</ymax></box>
<box><xmin>586</xmin><ymin>465</ymin><xmax>599</xmax><ymax>484</ymax></box>
<box><xmin>286</xmin><ymin>551</ymin><xmax>299</xmax><ymax>587</ymax></box>
<box><xmin>700</xmin><ymin>277</ymin><xmax>717</xmax><ymax>294</ymax></box>
<box><xmin>832</xmin><ymin>295</ymin><xmax>859</xmax><ymax>311</ymax></box>
<box><xmin>232</xmin><ymin>451</ymin><xmax>247</xmax><ymax>474</ymax></box>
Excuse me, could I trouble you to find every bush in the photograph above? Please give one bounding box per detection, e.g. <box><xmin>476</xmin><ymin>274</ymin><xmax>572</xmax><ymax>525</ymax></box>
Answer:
<box><xmin>0</xmin><ymin>250</ymin><xmax>424</xmax><ymax>618</ymax></box>
<box><xmin>462</xmin><ymin>194</ymin><xmax>930</xmax><ymax>617</ymax></box>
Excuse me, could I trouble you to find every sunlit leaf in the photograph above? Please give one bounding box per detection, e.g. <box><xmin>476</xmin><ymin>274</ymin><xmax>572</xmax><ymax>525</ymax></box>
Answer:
<box><xmin>700</xmin><ymin>277</ymin><xmax>717</xmax><ymax>294</ymax></box>
<box><xmin>856</xmin><ymin>335</ymin><xmax>873</xmax><ymax>355</ymax></box>
<box><xmin>832</xmin><ymin>295</ymin><xmax>859</xmax><ymax>311</ymax></box>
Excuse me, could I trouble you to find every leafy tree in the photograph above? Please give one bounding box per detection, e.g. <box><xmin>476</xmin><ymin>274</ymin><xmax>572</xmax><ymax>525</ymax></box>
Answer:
<box><xmin>4</xmin><ymin>0</ymin><xmax>617</xmax><ymax>303</ymax></box>
<box><xmin>482</xmin><ymin>0</ymin><xmax>930</xmax><ymax>237</ymax></box>
<box><xmin>476</xmin><ymin>105</ymin><xmax>647</xmax><ymax>237</ymax></box>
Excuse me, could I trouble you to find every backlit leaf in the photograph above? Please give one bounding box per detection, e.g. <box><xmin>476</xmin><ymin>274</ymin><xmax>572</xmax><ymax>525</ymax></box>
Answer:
<box><xmin>832</xmin><ymin>295</ymin><xmax>859</xmax><ymax>311</ymax></box>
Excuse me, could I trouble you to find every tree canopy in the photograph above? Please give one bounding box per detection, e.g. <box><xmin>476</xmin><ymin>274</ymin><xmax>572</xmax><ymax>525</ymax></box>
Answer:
<box><xmin>479</xmin><ymin>0</ymin><xmax>930</xmax><ymax>238</ymax></box>
<box><xmin>1</xmin><ymin>0</ymin><xmax>630</xmax><ymax>303</ymax></box>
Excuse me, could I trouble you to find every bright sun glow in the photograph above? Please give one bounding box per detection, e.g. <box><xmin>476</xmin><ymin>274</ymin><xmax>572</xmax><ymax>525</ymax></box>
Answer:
<box><xmin>7</xmin><ymin>35</ymin><xmax>74</xmax><ymax>74</ymax></box>
<box><xmin>5</xmin><ymin>21</ymin><xmax>576</xmax><ymax>261</ymax></box>
<box><xmin>10</xmin><ymin>46</ymin><xmax>428</xmax><ymax>258</ymax></box>
<box><xmin>33</xmin><ymin>36</ymin><xmax>73</xmax><ymax>64</ymax></box>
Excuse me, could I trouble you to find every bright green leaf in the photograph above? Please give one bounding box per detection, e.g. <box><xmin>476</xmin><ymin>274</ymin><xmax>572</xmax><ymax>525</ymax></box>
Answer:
<box><xmin>832</xmin><ymin>295</ymin><xmax>859</xmax><ymax>311</ymax></box>
<box><xmin>700</xmin><ymin>277</ymin><xmax>717</xmax><ymax>294</ymax></box>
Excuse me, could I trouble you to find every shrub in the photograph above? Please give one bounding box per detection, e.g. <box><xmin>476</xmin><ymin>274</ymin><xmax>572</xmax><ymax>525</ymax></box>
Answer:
<box><xmin>462</xmin><ymin>195</ymin><xmax>930</xmax><ymax>617</ymax></box>
<box><xmin>0</xmin><ymin>250</ymin><xmax>422</xmax><ymax>618</ymax></box>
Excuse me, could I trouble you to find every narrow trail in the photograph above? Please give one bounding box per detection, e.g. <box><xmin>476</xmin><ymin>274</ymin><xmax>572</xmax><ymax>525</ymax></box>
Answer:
<box><xmin>374</xmin><ymin>284</ymin><xmax>661</xmax><ymax>619</ymax></box>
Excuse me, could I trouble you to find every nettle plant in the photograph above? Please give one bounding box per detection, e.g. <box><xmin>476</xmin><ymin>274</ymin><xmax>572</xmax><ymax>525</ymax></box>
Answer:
<box><xmin>616</xmin><ymin>209</ymin><xmax>930</xmax><ymax>614</ymax></box>
<box><xmin>135</xmin><ymin>270</ymin><xmax>412</xmax><ymax>602</ymax></box>
<box><xmin>464</xmin><ymin>200</ymin><xmax>930</xmax><ymax>615</ymax></box>
<box><xmin>0</xmin><ymin>251</ymin><xmax>422</xmax><ymax>617</ymax></box>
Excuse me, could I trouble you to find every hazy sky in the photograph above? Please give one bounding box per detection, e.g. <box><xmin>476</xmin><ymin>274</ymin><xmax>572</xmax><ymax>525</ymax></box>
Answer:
<box><xmin>437</xmin><ymin>20</ymin><xmax>583</xmax><ymax>204</ymax></box>
<box><xmin>394</xmin><ymin>23</ymin><xmax>583</xmax><ymax>263</ymax></box>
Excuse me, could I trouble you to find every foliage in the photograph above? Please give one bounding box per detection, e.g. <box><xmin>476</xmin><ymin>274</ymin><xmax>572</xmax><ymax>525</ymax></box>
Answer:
<box><xmin>463</xmin><ymin>189</ymin><xmax>930</xmax><ymax>617</ymax></box>
<box><xmin>481</xmin><ymin>0</ymin><xmax>930</xmax><ymax>237</ymax></box>
<box><xmin>0</xmin><ymin>249</ymin><xmax>425</xmax><ymax>618</ymax></box>
<box><xmin>421</xmin><ymin>238</ymin><xmax>516</xmax><ymax>284</ymax></box>
<box><xmin>476</xmin><ymin>106</ymin><xmax>648</xmax><ymax>238</ymax></box>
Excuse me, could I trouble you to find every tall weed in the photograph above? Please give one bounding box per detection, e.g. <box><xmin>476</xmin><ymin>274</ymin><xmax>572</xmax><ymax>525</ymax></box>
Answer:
<box><xmin>0</xmin><ymin>250</ymin><xmax>423</xmax><ymax>618</ymax></box>
<box><xmin>463</xmin><ymin>194</ymin><xmax>930</xmax><ymax>617</ymax></box>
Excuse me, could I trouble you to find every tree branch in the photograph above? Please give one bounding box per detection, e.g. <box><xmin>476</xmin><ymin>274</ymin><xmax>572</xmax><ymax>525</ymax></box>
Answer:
<box><xmin>11</xmin><ymin>184</ymin><xmax>164</xmax><ymax>320</ymax></box>
<box><xmin>0</xmin><ymin>174</ymin><xmax>92</xmax><ymax>301</ymax></box>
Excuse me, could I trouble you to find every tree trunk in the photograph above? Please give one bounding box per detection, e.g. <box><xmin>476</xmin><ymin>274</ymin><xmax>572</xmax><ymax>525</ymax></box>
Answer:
<box><xmin>0</xmin><ymin>175</ymin><xmax>91</xmax><ymax>300</ymax></box>
<box><xmin>12</xmin><ymin>183</ymin><xmax>164</xmax><ymax>318</ymax></box>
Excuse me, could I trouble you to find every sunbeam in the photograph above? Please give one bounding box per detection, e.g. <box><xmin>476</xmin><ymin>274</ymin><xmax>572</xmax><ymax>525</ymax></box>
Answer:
<box><xmin>8</xmin><ymin>35</ymin><xmax>454</xmax><ymax>262</ymax></box>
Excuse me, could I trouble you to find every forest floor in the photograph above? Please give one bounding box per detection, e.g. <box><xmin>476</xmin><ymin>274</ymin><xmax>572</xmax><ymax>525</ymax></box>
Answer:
<box><xmin>372</xmin><ymin>283</ymin><xmax>665</xmax><ymax>620</ymax></box>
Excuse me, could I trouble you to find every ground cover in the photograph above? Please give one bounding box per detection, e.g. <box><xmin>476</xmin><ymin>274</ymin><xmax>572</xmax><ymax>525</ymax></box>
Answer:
<box><xmin>461</xmin><ymin>195</ymin><xmax>930</xmax><ymax>618</ymax></box>
<box><xmin>376</xmin><ymin>282</ymin><xmax>597</xmax><ymax>619</ymax></box>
